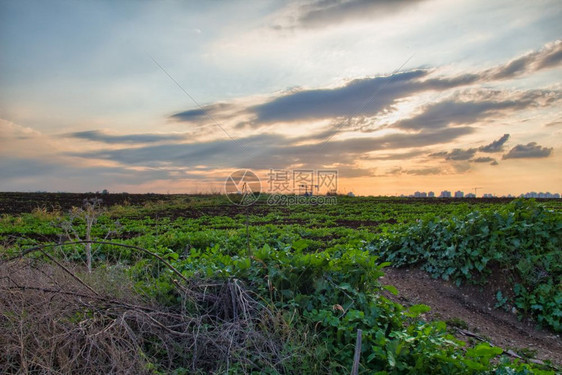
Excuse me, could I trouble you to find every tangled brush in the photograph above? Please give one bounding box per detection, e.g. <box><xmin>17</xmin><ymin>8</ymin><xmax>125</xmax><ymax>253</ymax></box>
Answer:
<box><xmin>0</xmin><ymin>243</ymin><xmax>287</xmax><ymax>374</ymax></box>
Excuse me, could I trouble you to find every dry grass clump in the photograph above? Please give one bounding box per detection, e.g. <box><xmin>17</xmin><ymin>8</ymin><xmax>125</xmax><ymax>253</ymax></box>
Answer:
<box><xmin>0</xmin><ymin>255</ymin><xmax>285</xmax><ymax>374</ymax></box>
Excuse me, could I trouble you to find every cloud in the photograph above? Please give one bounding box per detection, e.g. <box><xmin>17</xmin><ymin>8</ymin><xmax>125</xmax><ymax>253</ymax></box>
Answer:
<box><xmin>404</xmin><ymin>167</ymin><xmax>443</xmax><ymax>175</ymax></box>
<box><xmin>297</xmin><ymin>0</ymin><xmax>426</xmax><ymax>28</ymax></box>
<box><xmin>472</xmin><ymin>157</ymin><xmax>497</xmax><ymax>163</ymax></box>
<box><xmin>337</xmin><ymin>167</ymin><xmax>375</xmax><ymax>178</ymax></box>
<box><xmin>393</xmin><ymin>98</ymin><xmax>533</xmax><ymax>130</ymax></box>
<box><xmin>296</xmin><ymin>163</ymin><xmax>375</xmax><ymax>178</ymax></box>
<box><xmin>390</xmin><ymin>87</ymin><xmax>561</xmax><ymax>131</ymax></box>
<box><xmin>0</xmin><ymin>157</ymin><xmax>57</xmax><ymax>179</ymax></box>
<box><xmin>0</xmin><ymin>120</ymin><xmax>42</xmax><ymax>143</ymax></box>
<box><xmin>451</xmin><ymin>162</ymin><xmax>471</xmax><ymax>173</ymax></box>
<box><xmin>483</xmin><ymin>40</ymin><xmax>562</xmax><ymax>80</ymax></box>
<box><xmin>170</xmin><ymin>41</ymin><xmax>562</xmax><ymax>131</ymax></box>
<box><xmin>170</xmin><ymin>103</ymin><xmax>236</xmax><ymax>123</ymax></box>
<box><xmin>69</xmin><ymin>125</ymin><xmax>474</xmax><ymax>172</ymax></box>
<box><xmin>68</xmin><ymin>134</ymin><xmax>286</xmax><ymax>169</ymax></box>
<box><xmin>430</xmin><ymin>148</ymin><xmax>477</xmax><ymax>161</ymax></box>
<box><xmin>250</xmin><ymin>70</ymin><xmax>428</xmax><ymax>124</ymax></box>
<box><xmin>545</xmin><ymin>120</ymin><xmax>562</xmax><ymax>127</ymax></box>
<box><xmin>502</xmin><ymin>142</ymin><xmax>553</xmax><ymax>159</ymax></box>
<box><xmin>249</xmin><ymin>72</ymin><xmax>542</xmax><ymax>127</ymax></box>
<box><xmin>385</xmin><ymin>166</ymin><xmax>443</xmax><ymax>176</ymax></box>
<box><xmin>170</xmin><ymin>108</ymin><xmax>208</xmax><ymax>122</ymax></box>
<box><xmin>447</xmin><ymin>148</ymin><xmax>477</xmax><ymax>161</ymax></box>
<box><xmin>362</xmin><ymin>150</ymin><xmax>425</xmax><ymax>160</ymax></box>
<box><xmin>479</xmin><ymin>134</ymin><xmax>510</xmax><ymax>153</ymax></box>
<box><xmin>66</xmin><ymin>130</ymin><xmax>184</xmax><ymax>144</ymax></box>
<box><xmin>0</xmin><ymin>156</ymin><xmax>185</xmax><ymax>188</ymax></box>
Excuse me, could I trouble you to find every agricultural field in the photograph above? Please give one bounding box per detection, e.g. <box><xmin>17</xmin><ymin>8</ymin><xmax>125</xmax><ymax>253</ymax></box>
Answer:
<box><xmin>0</xmin><ymin>192</ymin><xmax>561</xmax><ymax>374</ymax></box>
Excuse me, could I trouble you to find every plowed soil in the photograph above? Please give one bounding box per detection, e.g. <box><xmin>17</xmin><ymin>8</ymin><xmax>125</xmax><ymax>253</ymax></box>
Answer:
<box><xmin>381</xmin><ymin>268</ymin><xmax>562</xmax><ymax>366</ymax></box>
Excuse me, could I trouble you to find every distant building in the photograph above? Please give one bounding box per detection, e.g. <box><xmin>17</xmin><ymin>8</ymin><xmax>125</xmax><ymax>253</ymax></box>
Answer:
<box><xmin>414</xmin><ymin>191</ymin><xmax>427</xmax><ymax>198</ymax></box>
<box><xmin>465</xmin><ymin>193</ymin><xmax>476</xmax><ymax>198</ymax></box>
<box><xmin>454</xmin><ymin>191</ymin><xmax>464</xmax><ymax>198</ymax></box>
<box><xmin>428</xmin><ymin>191</ymin><xmax>435</xmax><ymax>198</ymax></box>
<box><xmin>522</xmin><ymin>191</ymin><xmax>560</xmax><ymax>198</ymax></box>
<box><xmin>440</xmin><ymin>190</ymin><xmax>451</xmax><ymax>198</ymax></box>
<box><xmin>483</xmin><ymin>193</ymin><xmax>494</xmax><ymax>198</ymax></box>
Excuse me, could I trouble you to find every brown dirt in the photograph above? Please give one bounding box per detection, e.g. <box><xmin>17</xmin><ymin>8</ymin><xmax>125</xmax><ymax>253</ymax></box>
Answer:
<box><xmin>381</xmin><ymin>267</ymin><xmax>562</xmax><ymax>366</ymax></box>
<box><xmin>0</xmin><ymin>192</ymin><xmax>175</xmax><ymax>215</ymax></box>
<box><xmin>0</xmin><ymin>192</ymin><xmax>526</xmax><ymax>216</ymax></box>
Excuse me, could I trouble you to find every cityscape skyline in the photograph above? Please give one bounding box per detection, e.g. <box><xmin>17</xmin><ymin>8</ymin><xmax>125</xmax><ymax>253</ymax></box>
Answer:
<box><xmin>408</xmin><ymin>190</ymin><xmax>561</xmax><ymax>199</ymax></box>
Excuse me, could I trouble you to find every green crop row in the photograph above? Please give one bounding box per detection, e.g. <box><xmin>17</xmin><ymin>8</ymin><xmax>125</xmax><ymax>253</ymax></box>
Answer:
<box><xmin>126</xmin><ymin>241</ymin><xmax>554</xmax><ymax>374</ymax></box>
<box><xmin>1</xmin><ymin>196</ymin><xmax>560</xmax><ymax>373</ymax></box>
<box><xmin>373</xmin><ymin>199</ymin><xmax>562</xmax><ymax>332</ymax></box>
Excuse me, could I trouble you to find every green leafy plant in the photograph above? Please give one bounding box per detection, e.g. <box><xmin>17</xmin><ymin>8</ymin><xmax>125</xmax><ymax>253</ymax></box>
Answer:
<box><xmin>375</xmin><ymin>199</ymin><xmax>562</xmax><ymax>332</ymax></box>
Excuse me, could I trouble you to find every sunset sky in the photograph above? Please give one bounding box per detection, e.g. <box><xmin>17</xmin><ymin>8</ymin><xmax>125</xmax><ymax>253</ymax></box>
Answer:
<box><xmin>1</xmin><ymin>0</ymin><xmax>561</xmax><ymax>196</ymax></box>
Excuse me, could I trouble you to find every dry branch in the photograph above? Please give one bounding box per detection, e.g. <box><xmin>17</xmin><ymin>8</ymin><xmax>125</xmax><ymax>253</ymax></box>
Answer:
<box><xmin>0</xmin><ymin>243</ymin><xmax>286</xmax><ymax>374</ymax></box>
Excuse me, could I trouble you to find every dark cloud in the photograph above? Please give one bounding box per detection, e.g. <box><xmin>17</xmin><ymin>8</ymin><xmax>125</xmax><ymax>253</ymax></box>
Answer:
<box><xmin>170</xmin><ymin>41</ymin><xmax>562</xmax><ymax>132</ymax></box>
<box><xmin>502</xmin><ymin>142</ymin><xmax>553</xmax><ymax>159</ymax></box>
<box><xmin>250</xmin><ymin>70</ymin><xmax>543</xmax><ymax>127</ymax></box>
<box><xmin>404</xmin><ymin>167</ymin><xmax>442</xmax><ymax>175</ymax></box>
<box><xmin>472</xmin><ymin>157</ymin><xmax>497</xmax><ymax>163</ymax></box>
<box><xmin>421</xmin><ymin>74</ymin><xmax>480</xmax><ymax>90</ymax></box>
<box><xmin>67</xmin><ymin>130</ymin><xmax>183</xmax><ymax>144</ymax></box>
<box><xmin>170</xmin><ymin>103</ymin><xmax>238</xmax><ymax>123</ymax></box>
<box><xmin>70</xmin><ymin>126</ymin><xmax>474</xmax><ymax>171</ymax></box>
<box><xmin>297</xmin><ymin>0</ymin><xmax>426</xmax><ymax>28</ymax></box>
<box><xmin>171</xmin><ymin>108</ymin><xmax>207</xmax><ymax>122</ymax></box>
<box><xmin>69</xmin><ymin>134</ymin><xmax>287</xmax><ymax>169</ymax></box>
<box><xmin>484</xmin><ymin>40</ymin><xmax>562</xmax><ymax>80</ymax></box>
<box><xmin>286</xmin><ymin>126</ymin><xmax>474</xmax><ymax>157</ymax></box>
<box><xmin>447</xmin><ymin>148</ymin><xmax>477</xmax><ymax>161</ymax></box>
<box><xmin>429</xmin><ymin>134</ymin><xmax>512</xmax><ymax>164</ymax></box>
<box><xmin>429</xmin><ymin>151</ymin><xmax>448</xmax><ymax>157</ymax></box>
<box><xmin>479</xmin><ymin>134</ymin><xmax>510</xmax><ymax>153</ymax></box>
<box><xmin>393</xmin><ymin>100</ymin><xmax>530</xmax><ymax>130</ymax></box>
<box><xmin>430</xmin><ymin>148</ymin><xmax>477</xmax><ymax>161</ymax></box>
<box><xmin>251</xmin><ymin>70</ymin><xmax>428</xmax><ymax>124</ymax></box>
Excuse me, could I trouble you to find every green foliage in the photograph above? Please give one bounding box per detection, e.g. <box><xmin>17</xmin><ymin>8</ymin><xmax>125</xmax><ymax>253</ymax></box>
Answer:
<box><xmin>1</xmin><ymin>195</ymin><xmax>560</xmax><ymax>374</ymax></box>
<box><xmin>376</xmin><ymin>199</ymin><xmax>562</xmax><ymax>332</ymax></box>
<box><xmin>124</xmin><ymin>242</ymin><xmax>553</xmax><ymax>374</ymax></box>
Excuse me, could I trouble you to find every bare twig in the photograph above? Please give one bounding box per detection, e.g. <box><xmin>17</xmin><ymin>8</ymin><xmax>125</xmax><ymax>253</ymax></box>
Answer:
<box><xmin>39</xmin><ymin>248</ymin><xmax>99</xmax><ymax>296</ymax></box>
<box><xmin>4</xmin><ymin>240</ymin><xmax>188</xmax><ymax>283</ymax></box>
<box><xmin>0</xmin><ymin>257</ymin><xmax>287</xmax><ymax>374</ymax></box>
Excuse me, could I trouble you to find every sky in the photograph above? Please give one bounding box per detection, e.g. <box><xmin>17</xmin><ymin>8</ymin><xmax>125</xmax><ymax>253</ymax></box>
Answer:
<box><xmin>1</xmin><ymin>0</ymin><xmax>561</xmax><ymax>196</ymax></box>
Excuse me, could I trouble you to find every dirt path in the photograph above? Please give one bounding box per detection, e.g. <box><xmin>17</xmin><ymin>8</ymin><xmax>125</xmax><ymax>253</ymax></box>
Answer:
<box><xmin>381</xmin><ymin>268</ymin><xmax>562</xmax><ymax>366</ymax></box>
